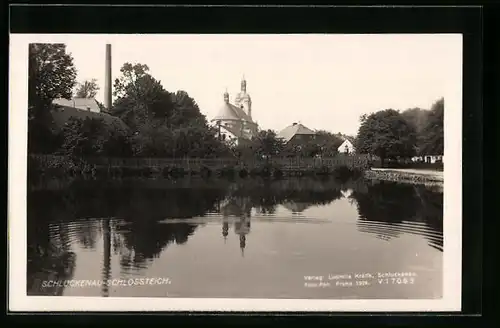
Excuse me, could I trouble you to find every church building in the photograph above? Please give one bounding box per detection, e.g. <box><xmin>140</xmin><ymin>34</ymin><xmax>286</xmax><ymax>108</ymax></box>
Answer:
<box><xmin>211</xmin><ymin>76</ymin><xmax>259</xmax><ymax>145</ymax></box>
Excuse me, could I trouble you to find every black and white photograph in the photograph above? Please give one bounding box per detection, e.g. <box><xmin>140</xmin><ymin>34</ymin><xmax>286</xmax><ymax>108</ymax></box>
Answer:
<box><xmin>9</xmin><ymin>33</ymin><xmax>463</xmax><ymax>312</ymax></box>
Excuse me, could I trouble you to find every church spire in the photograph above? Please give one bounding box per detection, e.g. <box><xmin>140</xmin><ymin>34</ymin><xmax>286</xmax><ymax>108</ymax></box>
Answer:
<box><xmin>223</xmin><ymin>87</ymin><xmax>229</xmax><ymax>103</ymax></box>
<box><xmin>241</xmin><ymin>74</ymin><xmax>246</xmax><ymax>92</ymax></box>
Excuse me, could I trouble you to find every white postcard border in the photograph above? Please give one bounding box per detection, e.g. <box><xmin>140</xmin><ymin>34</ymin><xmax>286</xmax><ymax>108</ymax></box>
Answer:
<box><xmin>8</xmin><ymin>34</ymin><xmax>463</xmax><ymax>312</ymax></box>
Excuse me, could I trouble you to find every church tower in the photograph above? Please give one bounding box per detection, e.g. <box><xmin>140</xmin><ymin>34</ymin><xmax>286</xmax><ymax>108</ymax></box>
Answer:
<box><xmin>234</xmin><ymin>75</ymin><xmax>252</xmax><ymax>119</ymax></box>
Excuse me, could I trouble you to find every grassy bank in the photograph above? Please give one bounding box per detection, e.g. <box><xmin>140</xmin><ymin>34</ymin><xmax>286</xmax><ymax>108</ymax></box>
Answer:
<box><xmin>364</xmin><ymin>169</ymin><xmax>443</xmax><ymax>187</ymax></box>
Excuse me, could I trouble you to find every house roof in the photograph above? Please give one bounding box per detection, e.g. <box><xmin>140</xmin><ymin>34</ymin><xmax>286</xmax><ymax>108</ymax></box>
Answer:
<box><xmin>53</xmin><ymin>97</ymin><xmax>101</xmax><ymax>112</ymax></box>
<box><xmin>212</xmin><ymin>101</ymin><xmax>254</xmax><ymax>123</ymax></box>
<box><xmin>342</xmin><ymin>135</ymin><xmax>356</xmax><ymax>143</ymax></box>
<box><xmin>277</xmin><ymin>123</ymin><xmax>316</xmax><ymax>143</ymax></box>
<box><xmin>338</xmin><ymin>139</ymin><xmax>356</xmax><ymax>151</ymax></box>
<box><xmin>219</xmin><ymin>124</ymin><xmax>240</xmax><ymax>138</ymax></box>
<box><xmin>51</xmin><ymin>104</ymin><xmax>130</xmax><ymax>134</ymax></box>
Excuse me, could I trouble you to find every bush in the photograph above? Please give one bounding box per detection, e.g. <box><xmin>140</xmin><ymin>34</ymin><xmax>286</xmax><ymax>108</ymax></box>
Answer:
<box><xmin>272</xmin><ymin>169</ymin><xmax>283</xmax><ymax>179</ymax></box>
<box><xmin>333</xmin><ymin>165</ymin><xmax>353</xmax><ymax>181</ymax></box>
<box><xmin>141</xmin><ymin>167</ymin><xmax>153</xmax><ymax>177</ymax></box>
<box><xmin>200</xmin><ymin>166</ymin><xmax>212</xmax><ymax>178</ymax></box>
<box><xmin>162</xmin><ymin>166</ymin><xmax>171</xmax><ymax>178</ymax></box>
<box><xmin>315</xmin><ymin>165</ymin><xmax>330</xmax><ymax>176</ymax></box>
<box><xmin>217</xmin><ymin>166</ymin><xmax>236</xmax><ymax>178</ymax></box>
<box><xmin>238</xmin><ymin>168</ymin><xmax>248</xmax><ymax>178</ymax></box>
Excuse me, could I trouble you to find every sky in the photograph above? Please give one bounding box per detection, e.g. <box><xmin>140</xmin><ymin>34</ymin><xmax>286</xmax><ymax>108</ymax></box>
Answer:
<box><xmin>63</xmin><ymin>34</ymin><xmax>461</xmax><ymax>135</ymax></box>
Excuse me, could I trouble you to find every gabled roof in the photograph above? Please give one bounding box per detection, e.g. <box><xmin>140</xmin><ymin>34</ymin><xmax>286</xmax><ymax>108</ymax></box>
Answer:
<box><xmin>337</xmin><ymin>139</ymin><xmax>356</xmax><ymax>151</ymax></box>
<box><xmin>277</xmin><ymin>123</ymin><xmax>316</xmax><ymax>143</ymax></box>
<box><xmin>342</xmin><ymin>135</ymin><xmax>356</xmax><ymax>143</ymax></box>
<box><xmin>51</xmin><ymin>104</ymin><xmax>130</xmax><ymax>134</ymax></box>
<box><xmin>53</xmin><ymin>97</ymin><xmax>101</xmax><ymax>112</ymax></box>
<box><xmin>212</xmin><ymin>102</ymin><xmax>254</xmax><ymax>123</ymax></box>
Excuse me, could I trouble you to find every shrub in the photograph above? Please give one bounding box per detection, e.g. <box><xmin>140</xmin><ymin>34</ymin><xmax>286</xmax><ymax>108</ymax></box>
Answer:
<box><xmin>238</xmin><ymin>168</ymin><xmax>248</xmax><ymax>178</ymax></box>
<box><xmin>200</xmin><ymin>166</ymin><xmax>212</xmax><ymax>178</ymax></box>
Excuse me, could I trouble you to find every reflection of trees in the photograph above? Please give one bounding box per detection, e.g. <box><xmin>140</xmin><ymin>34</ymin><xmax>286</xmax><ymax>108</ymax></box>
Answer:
<box><xmin>412</xmin><ymin>185</ymin><xmax>443</xmax><ymax>251</ymax></box>
<box><xmin>114</xmin><ymin>221</ymin><xmax>199</xmax><ymax>270</ymax></box>
<box><xmin>30</xmin><ymin>176</ymin><xmax>421</xmax><ymax>287</ymax></box>
<box><xmin>227</xmin><ymin>178</ymin><xmax>347</xmax><ymax>214</ymax></box>
<box><xmin>281</xmin><ymin>201</ymin><xmax>311</xmax><ymax>213</ymax></box>
<box><xmin>27</xmin><ymin>218</ymin><xmax>76</xmax><ymax>295</ymax></box>
<box><xmin>351</xmin><ymin>181</ymin><xmax>443</xmax><ymax>250</ymax></box>
<box><xmin>354</xmin><ymin>181</ymin><xmax>420</xmax><ymax>223</ymax></box>
<box><xmin>101</xmin><ymin>219</ymin><xmax>111</xmax><ymax>297</ymax></box>
<box><xmin>27</xmin><ymin>182</ymin><xmax>226</xmax><ymax>280</ymax></box>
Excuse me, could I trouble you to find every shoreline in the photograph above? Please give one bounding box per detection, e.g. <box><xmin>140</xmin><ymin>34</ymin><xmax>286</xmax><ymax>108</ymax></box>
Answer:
<box><xmin>364</xmin><ymin>168</ymin><xmax>443</xmax><ymax>188</ymax></box>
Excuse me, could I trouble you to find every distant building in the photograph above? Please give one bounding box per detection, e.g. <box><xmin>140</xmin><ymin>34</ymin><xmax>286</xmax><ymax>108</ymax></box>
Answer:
<box><xmin>277</xmin><ymin>122</ymin><xmax>316</xmax><ymax>145</ymax></box>
<box><xmin>51</xmin><ymin>98</ymin><xmax>129</xmax><ymax>134</ymax></box>
<box><xmin>411</xmin><ymin>155</ymin><xmax>443</xmax><ymax>164</ymax></box>
<box><xmin>52</xmin><ymin>97</ymin><xmax>102</xmax><ymax>113</ymax></box>
<box><xmin>337</xmin><ymin>137</ymin><xmax>356</xmax><ymax>154</ymax></box>
<box><xmin>211</xmin><ymin>77</ymin><xmax>259</xmax><ymax>145</ymax></box>
<box><xmin>215</xmin><ymin>124</ymin><xmax>241</xmax><ymax>146</ymax></box>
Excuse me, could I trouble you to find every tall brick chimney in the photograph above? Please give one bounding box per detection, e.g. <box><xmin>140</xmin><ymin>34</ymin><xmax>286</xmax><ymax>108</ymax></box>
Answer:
<box><xmin>104</xmin><ymin>44</ymin><xmax>112</xmax><ymax>111</ymax></box>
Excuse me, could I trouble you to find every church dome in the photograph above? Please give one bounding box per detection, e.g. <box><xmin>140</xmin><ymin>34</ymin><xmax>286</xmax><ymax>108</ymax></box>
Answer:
<box><xmin>213</xmin><ymin>103</ymin><xmax>241</xmax><ymax>122</ymax></box>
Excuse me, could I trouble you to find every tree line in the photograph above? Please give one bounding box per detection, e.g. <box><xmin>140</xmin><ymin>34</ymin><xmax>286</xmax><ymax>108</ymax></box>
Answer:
<box><xmin>28</xmin><ymin>44</ymin><xmax>231</xmax><ymax>159</ymax></box>
<box><xmin>28</xmin><ymin>43</ymin><xmax>350</xmax><ymax>161</ymax></box>
<box><xmin>355</xmin><ymin>98</ymin><xmax>444</xmax><ymax>165</ymax></box>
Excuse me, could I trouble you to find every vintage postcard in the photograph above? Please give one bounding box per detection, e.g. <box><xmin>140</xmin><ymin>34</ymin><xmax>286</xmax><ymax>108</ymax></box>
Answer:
<box><xmin>9</xmin><ymin>33</ymin><xmax>462</xmax><ymax>312</ymax></box>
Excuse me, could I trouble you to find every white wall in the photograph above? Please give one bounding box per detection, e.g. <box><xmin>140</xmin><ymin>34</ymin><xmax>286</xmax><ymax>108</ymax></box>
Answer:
<box><xmin>337</xmin><ymin>140</ymin><xmax>355</xmax><ymax>154</ymax></box>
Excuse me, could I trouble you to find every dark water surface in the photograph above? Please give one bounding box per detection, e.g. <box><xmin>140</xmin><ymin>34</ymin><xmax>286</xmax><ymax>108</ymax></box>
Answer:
<box><xmin>27</xmin><ymin>177</ymin><xmax>443</xmax><ymax>299</ymax></box>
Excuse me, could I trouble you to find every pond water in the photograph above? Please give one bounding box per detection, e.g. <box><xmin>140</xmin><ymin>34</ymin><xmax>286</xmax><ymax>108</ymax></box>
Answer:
<box><xmin>27</xmin><ymin>177</ymin><xmax>443</xmax><ymax>299</ymax></box>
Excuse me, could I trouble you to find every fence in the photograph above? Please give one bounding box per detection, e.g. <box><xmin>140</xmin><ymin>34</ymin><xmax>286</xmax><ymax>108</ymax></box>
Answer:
<box><xmin>29</xmin><ymin>154</ymin><xmax>372</xmax><ymax>171</ymax></box>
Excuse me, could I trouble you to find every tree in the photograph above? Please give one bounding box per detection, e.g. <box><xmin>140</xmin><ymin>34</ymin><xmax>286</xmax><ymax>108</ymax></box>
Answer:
<box><xmin>75</xmin><ymin>79</ymin><xmax>99</xmax><ymax>98</ymax></box>
<box><xmin>112</xmin><ymin>63</ymin><xmax>175</xmax><ymax>130</ymax></box>
<box><xmin>401</xmin><ymin>107</ymin><xmax>429</xmax><ymax>134</ymax></box>
<box><xmin>29</xmin><ymin>43</ymin><xmax>77</xmax><ymax>109</ymax></box>
<box><xmin>28</xmin><ymin>43</ymin><xmax>77</xmax><ymax>153</ymax></box>
<box><xmin>254</xmin><ymin>130</ymin><xmax>286</xmax><ymax>158</ymax></box>
<box><xmin>315</xmin><ymin>130</ymin><xmax>344</xmax><ymax>157</ymax></box>
<box><xmin>355</xmin><ymin>109</ymin><xmax>417</xmax><ymax>164</ymax></box>
<box><xmin>231</xmin><ymin>130</ymin><xmax>285</xmax><ymax>160</ymax></box>
<box><xmin>419</xmin><ymin>98</ymin><xmax>444</xmax><ymax>155</ymax></box>
<box><xmin>401</xmin><ymin>107</ymin><xmax>431</xmax><ymax>156</ymax></box>
<box><xmin>112</xmin><ymin>62</ymin><xmax>229</xmax><ymax>158</ymax></box>
<box><xmin>59</xmin><ymin>117</ymin><xmax>131</xmax><ymax>158</ymax></box>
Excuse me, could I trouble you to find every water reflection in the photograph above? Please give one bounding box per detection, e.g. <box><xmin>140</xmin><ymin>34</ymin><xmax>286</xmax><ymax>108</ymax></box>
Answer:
<box><xmin>27</xmin><ymin>177</ymin><xmax>443</xmax><ymax>298</ymax></box>
<box><xmin>352</xmin><ymin>181</ymin><xmax>443</xmax><ymax>251</ymax></box>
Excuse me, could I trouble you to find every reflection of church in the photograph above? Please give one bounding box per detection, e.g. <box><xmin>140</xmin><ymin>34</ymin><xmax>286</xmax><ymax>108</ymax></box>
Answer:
<box><xmin>220</xmin><ymin>196</ymin><xmax>252</xmax><ymax>256</ymax></box>
<box><xmin>234</xmin><ymin>216</ymin><xmax>251</xmax><ymax>256</ymax></box>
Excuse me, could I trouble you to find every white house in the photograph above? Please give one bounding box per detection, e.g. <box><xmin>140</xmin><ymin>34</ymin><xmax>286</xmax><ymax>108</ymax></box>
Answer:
<box><xmin>337</xmin><ymin>138</ymin><xmax>355</xmax><ymax>154</ymax></box>
<box><xmin>52</xmin><ymin>97</ymin><xmax>101</xmax><ymax>113</ymax></box>
<box><xmin>209</xmin><ymin>121</ymin><xmax>244</xmax><ymax>147</ymax></box>
<box><xmin>411</xmin><ymin>155</ymin><xmax>444</xmax><ymax>164</ymax></box>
